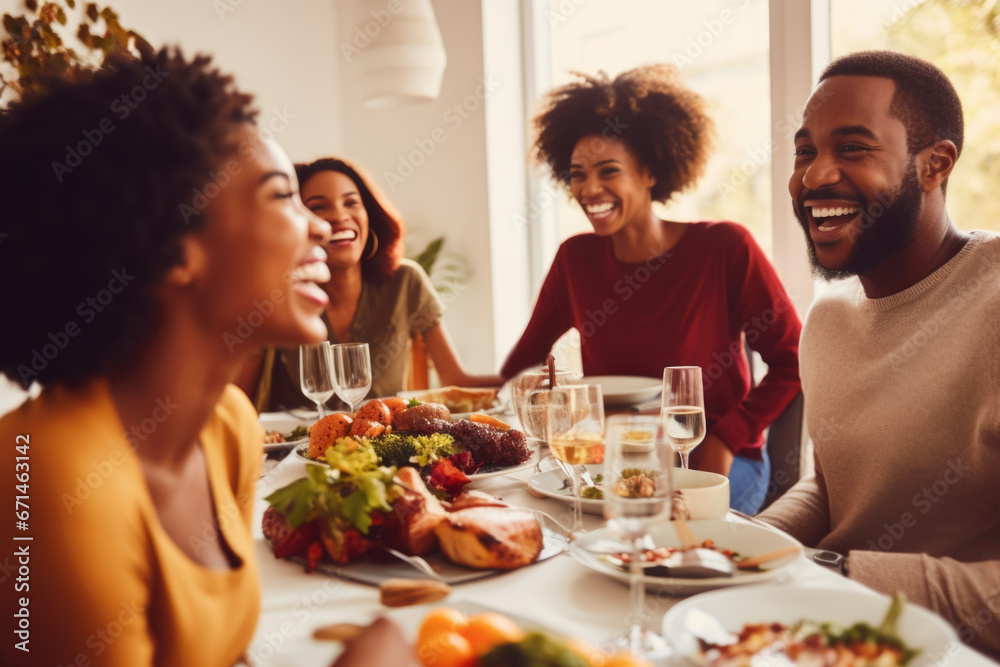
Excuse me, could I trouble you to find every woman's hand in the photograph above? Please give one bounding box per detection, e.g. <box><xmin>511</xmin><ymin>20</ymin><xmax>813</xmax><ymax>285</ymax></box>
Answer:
<box><xmin>687</xmin><ymin>433</ymin><xmax>734</xmax><ymax>477</ymax></box>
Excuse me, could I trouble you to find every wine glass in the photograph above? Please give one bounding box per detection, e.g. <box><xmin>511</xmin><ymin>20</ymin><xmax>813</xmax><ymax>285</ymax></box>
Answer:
<box><xmin>524</xmin><ymin>383</ymin><xmax>604</xmax><ymax>533</ymax></box>
<box><xmin>509</xmin><ymin>366</ymin><xmax>579</xmax><ymax>443</ymax></box>
<box><xmin>299</xmin><ymin>342</ymin><xmax>336</xmax><ymax>418</ymax></box>
<box><xmin>603</xmin><ymin>414</ymin><xmax>673</xmax><ymax>657</ymax></box>
<box><xmin>332</xmin><ymin>342</ymin><xmax>372</xmax><ymax>413</ymax></box>
<box><xmin>661</xmin><ymin>366</ymin><xmax>706</xmax><ymax>469</ymax></box>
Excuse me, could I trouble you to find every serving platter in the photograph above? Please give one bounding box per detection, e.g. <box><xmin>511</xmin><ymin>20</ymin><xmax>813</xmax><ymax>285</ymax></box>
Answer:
<box><xmin>285</xmin><ymin>509</ymin><xmax>569</xmax><ymax>586</ymax></box>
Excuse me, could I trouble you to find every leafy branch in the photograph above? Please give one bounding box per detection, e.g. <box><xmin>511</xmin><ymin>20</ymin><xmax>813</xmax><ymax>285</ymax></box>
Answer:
<box><xmin>1</xmin><ymin>0</ymin><xmax>150</xmax><ymax>100</ymax></box>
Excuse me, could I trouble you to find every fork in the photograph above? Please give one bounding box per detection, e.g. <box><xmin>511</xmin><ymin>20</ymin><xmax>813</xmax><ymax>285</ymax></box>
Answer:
<box><xmin>383</xmin><ymin>548</ymin><xmax>445</xmax><ymax>580</ymax></box>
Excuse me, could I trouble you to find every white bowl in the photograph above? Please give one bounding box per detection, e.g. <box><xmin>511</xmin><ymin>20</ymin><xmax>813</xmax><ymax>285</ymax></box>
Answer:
<box><xmin>672</xmin><ymin>468</ymin><xmax>730</xmax><ymax>520</ymax></box>
<box><xmin>528</xmin><ymin>463</ymin><xmax>730</xmax><ymax>519</ymax></box>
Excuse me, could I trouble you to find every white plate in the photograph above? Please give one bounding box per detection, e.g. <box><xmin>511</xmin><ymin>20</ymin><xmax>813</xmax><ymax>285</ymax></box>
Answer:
<box><xmin>259</xmin><ymin>412</ymin><xmax>314</xmax><ymax>452</ymax></box>
<box><xmin>580</xmin><ymin>375</ymin><xmax>661</xmax><ymax>406</ymax></box>
<box><xmin>569</xmin><ymin>519</ymin><xmax>802</xmax><ymax>595</ymax></box>
<box><xmin>295</xmin><ymin>444</ymin><xmax>537</xmax><ymax>486</ymax></box>
<box><xmin>396</xmin><ymin>389</ymin><xmax>505</xmax><ymax>421</ymax></box>
<box><xmin>663</xmin><ymin>585</ymin><xmax>959</xmax><ymax>666</ymax></box>
<box><xmin>528</xmin><ymin>466</ymin><xmax>730</xmax><ymax>519</ymax></box>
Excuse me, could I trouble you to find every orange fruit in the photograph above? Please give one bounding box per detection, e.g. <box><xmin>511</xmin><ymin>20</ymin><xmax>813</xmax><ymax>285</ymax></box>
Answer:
<box><xmin>469</xmin><ymin>413</ymin><xmax>511</xmax><ymax>430</ymax></box>
<box><xmin>418</xmin><ymin>607</ymin><xmax>469</xmax><ymax>647</ymax></box>
<box><xmin>603</xmin><ymin>652</ymin><xmax>654</xmax><ymax>667</ymax></box>
<box><xmin>416</xmin><ymin>631</ymin><xmax>475</xmax><ymax>667</ymax></box>
<box><xmin>461</xmin><ymin>612</ymin><xmax>525</xmax><ymax>655</ymax></box>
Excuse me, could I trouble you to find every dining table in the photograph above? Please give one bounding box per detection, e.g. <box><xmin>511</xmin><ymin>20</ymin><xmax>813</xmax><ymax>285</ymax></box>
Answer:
<box><xmin>248</xmin><ymin>410</ymin><xmax>997</xmax><ymax>667</ymax></box>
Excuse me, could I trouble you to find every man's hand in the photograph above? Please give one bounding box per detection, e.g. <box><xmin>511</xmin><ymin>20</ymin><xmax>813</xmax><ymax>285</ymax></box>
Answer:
<box><xmin>687</xmin><ymin>433</ymin><xmax>734</xmax><ymax>477</ymax></box>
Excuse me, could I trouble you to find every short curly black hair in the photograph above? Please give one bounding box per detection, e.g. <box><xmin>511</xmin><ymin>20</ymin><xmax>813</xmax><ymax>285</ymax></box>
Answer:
<box><xmin>820</xmin><ymin>50</ymin><xmax>964</xmax><ymax>158</ymax></box>
<box><xmin>295</xmin><ymin>158</ymin><xmax>405</xmax><ymax>284</ymax></box>
<box><xmin>0</xmin><ymin>47</ymin><xmax>257</xmax><ymax>389</ymax></box>
<box><xmin>532</xmin><ymin>64</ymin><xmax>714</xmax><ymax>202</ymax></box>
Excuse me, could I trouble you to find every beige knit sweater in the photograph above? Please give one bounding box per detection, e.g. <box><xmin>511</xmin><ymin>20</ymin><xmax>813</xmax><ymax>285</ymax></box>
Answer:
<box><xmin>759</xmin><ymin>231</ymin><xmax>1000</xmax><ymax>658</ymax></box>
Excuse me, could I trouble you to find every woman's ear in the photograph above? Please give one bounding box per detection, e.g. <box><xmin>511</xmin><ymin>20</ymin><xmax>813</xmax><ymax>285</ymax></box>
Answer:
<box><xmin>920</xmin><ymin>139</ymin><xmax>958</xmax><ymax>193</ymax></box>
<box><xmin>162</xmin><ymin>235</ymin><xmax>207</xmax><ymax>288</ymax></box>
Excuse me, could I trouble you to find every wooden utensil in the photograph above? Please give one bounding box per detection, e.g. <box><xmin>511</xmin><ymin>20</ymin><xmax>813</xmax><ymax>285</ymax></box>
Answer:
<box><xmin>736</xmin><ymin>545</ymin><xmax>802</xmax><ymax>570</ymax></box>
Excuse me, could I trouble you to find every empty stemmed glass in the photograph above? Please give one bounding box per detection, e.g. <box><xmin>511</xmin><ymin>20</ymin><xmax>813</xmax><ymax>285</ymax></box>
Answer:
<box><xmin>299</xmin><ymin>342</ymin><xmax>336</xmax><ymax>418</ymax></box>
<box><xmin>661</xmin><ymin>366</ymin><xmax>706</xmax><ymax>469</ymax></box>
<box><xmin>523</xmin><ymin>383</ymin><xmax>604</xmax><ymax>533</ymax></box>
<box><xmin>603</xmin><ymin>414</ymin><xmax>673</xmax><ymax>657</ymax></box>
<box><xmin>332</xmin><ymin>342</ymin><xmax>372</xmax><ymax>413</ymax></box>
<box><xmin>509</xmin><ymin>367</ymin><xmax>579</xmax><ymax>444</ymax></box>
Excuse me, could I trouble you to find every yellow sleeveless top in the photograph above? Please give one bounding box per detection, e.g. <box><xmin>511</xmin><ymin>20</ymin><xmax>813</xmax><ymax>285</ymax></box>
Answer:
<box><xmin>0</xmin><ymin>380</ymin><xmax>261</xmax><ymax>666</ymax></box>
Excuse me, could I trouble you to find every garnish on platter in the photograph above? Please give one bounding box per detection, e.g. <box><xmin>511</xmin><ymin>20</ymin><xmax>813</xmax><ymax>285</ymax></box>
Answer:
<box><xmin>302</xmin><ymin>398</ymin><xmax>530</xmax><ymax>487</ymax></box>
<box><xmin>700</xmin><ymin>593</ymin><xmax>919</xmax><ymax>666</ymax></box>
<box><xmin>262</xmin><ymin>438</ymin><xmax>545</xmax><ymax>572</ymax></box>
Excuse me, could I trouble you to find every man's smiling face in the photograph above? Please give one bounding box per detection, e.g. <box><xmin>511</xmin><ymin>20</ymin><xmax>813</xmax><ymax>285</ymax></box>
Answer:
<box><xmin>790</xmin><ymin>75</ymin><xmax>923</xmax><ymax>280</ymax></box>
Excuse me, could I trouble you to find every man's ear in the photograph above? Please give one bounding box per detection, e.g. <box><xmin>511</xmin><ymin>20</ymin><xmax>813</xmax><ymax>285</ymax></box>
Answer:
<box><xmin>920</xmin><ymin>139</ymin><xmax>958</xmax><ymax>193</ymax></box>
<box><xmin>162</xmin><ymin>235</ymin><xmax>207</xmax><ymax>288</ymax></box>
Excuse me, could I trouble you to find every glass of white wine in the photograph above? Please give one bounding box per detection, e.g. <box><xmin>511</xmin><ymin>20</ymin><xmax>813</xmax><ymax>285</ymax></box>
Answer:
<box><xmin>661</xmin><ymin>366</ymin><xmax>706</xmax><ymax>469</ymax></box>
<box><xmin>299</xmin><ymin>342</ymin><xmax>336</xmax><ymax>418</ymax></box>
<box><xmin>524</xmin><ymin>383</ymin><xmax>604</xmax><ymax>533</ymax></box>
<box><xmin>603</xmin><ymin>414</ymin><xmax>673</xmax><ymax>657</ymax></box>
<box><xmin>331</xmin><ymin>342</ymin><xmax>372</xmax><ymax>413</ymax></box>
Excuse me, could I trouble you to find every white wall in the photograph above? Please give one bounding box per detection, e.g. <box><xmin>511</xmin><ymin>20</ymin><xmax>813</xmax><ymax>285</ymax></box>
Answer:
<box><xmin>0</xmin><ymin>0</ymin><xmax>344</xmax><ymax>160</ymax></box>
<box><xmin>334</xmin><ymin>0</ymin><xmax>513</xmax><ymax>374</ymax></box>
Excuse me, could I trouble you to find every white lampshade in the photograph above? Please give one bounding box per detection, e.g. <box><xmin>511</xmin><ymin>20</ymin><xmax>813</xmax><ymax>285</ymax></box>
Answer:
<box><xmin>352</xmin><ymin>0</ymin><xmax>448</xmax><ymax>108</ymax></box>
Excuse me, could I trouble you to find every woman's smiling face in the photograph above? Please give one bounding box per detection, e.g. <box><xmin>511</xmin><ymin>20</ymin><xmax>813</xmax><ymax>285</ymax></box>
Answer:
<box><xmin>301</xmin><ymin>170</ymin><xmax>370</xmax><ymax>272</ymax></box>
<box><xmin>569</xmin><ymin>135</ymin><xmax>656</xmax><ymax>237</ymax></box>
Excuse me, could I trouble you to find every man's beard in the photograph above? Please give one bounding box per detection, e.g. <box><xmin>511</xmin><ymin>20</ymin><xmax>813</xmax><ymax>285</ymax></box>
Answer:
<box><xmin>794</xmin><ymin>160</ymin><xmax>922</xmax><ymax>281</ymax></box>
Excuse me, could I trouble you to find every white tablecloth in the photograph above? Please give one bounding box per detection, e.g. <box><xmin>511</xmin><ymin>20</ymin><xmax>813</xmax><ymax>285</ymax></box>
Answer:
<box><xmin>248</xmin><ymin>451</ymin><xmax>995</xmax><ymax>666</ymax></box>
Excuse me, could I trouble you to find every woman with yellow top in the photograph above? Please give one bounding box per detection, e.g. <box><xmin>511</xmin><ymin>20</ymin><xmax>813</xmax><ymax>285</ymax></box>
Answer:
<box><xmin>0</xmin><ymin>49</ymin><xmax>332</xmax><ymax>665</ymax></box>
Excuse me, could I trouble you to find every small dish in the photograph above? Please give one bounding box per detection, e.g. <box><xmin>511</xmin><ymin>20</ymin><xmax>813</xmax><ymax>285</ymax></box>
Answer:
<box><xmin>259</xmin><ymin>412</ymin><xmax>313</xmax><ymax>452</ymax></box>
<box><xmin>528</xmin><ymin>465</ymin><xmax>730</xmax><ymax>519</ymax></box>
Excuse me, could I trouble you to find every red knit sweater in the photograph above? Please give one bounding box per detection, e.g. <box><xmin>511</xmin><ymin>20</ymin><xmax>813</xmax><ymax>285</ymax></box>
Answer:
<box><xmin>500</xmin><ymin>222</ymin><xmax>802</xmax><ymax>458</ymax></box>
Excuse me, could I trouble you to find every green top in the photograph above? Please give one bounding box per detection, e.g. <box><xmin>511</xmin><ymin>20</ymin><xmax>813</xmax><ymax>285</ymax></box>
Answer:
<box><xmin>262</xmin><ymin>258</ymin><xmax>444</xmax><ymax>411</ymax></box>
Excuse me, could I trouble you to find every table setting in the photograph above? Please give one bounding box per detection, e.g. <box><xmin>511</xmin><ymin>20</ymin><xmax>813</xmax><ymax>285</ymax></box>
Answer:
<box><xmin>249</xmin><ymin>354</ymin><xmax>994</xmax><ymax>667</ymax></box>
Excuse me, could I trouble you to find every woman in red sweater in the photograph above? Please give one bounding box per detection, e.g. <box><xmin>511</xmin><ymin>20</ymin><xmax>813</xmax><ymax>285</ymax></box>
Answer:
<box><xmin>501</xmin><ymin>64</ymin><xmax>802</xmax><ymax>514</ymax></box>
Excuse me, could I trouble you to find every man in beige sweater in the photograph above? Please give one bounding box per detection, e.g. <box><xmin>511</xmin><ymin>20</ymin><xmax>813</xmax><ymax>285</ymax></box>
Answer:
<box><xmin>758</xmin><ymin>50</ymin><xmax>1000</xmax><ymax>658</ymax></box>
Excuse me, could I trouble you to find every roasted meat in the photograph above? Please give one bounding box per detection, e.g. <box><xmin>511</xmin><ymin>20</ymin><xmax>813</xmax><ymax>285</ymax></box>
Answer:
<box><xmin>435</xmin><ymin>507</ymin><xmax>543</xmax><ymax>570</ymax></box>
<box><xmin>381</xmin><ymin>467</ymin><xmax>447</xmax><ymax>555</ymax></box>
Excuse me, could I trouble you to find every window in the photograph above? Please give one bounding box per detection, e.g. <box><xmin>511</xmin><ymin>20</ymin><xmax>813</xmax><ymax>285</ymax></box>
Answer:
<box><xmin>544</xmin><ymin>0</ymin><xmax>774</xmax><ymax>253</ymax></box>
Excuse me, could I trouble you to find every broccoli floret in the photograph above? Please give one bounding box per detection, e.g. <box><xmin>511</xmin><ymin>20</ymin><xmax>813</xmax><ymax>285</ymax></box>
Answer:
<box><xmin>369</xmin><ymin>434</ymin><xmax>418</xmax><ymax>468</ymax></box>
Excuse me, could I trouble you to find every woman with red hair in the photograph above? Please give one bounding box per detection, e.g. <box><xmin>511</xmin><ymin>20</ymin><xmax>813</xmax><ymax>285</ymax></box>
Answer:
<box><xmin>245</xmin><ymin>158</ymin><xmax>498</xmax><ymax>410</ymax></box>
